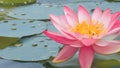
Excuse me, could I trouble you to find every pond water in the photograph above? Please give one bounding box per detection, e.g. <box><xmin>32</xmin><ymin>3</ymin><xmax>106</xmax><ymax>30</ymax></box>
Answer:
<box><xmin>0</xmin><ymin>0</ymin><xmax>120</xmax><ymax>68</ymax></box>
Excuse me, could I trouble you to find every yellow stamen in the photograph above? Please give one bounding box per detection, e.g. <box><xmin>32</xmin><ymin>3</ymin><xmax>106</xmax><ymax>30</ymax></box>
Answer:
<box><xmin>71</xmin><ymin>21</ymin><xmax>106</xmax><ymax>38</ymax></box>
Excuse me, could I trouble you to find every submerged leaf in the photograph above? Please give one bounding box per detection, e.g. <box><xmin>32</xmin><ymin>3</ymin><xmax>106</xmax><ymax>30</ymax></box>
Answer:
<box><xmin>0</xmin><ymin>36</ymin><xmax>19</xmax><ymax>49</ymax></box>
<box><xmin>94</xmin><ymin>59</ymin><xmax>120</xmax><ymax>68</ymax></box>
<box><xmin>107</xmin><ymin>0</ymin><xmax>120</xmax><ymax>2</ymax></box>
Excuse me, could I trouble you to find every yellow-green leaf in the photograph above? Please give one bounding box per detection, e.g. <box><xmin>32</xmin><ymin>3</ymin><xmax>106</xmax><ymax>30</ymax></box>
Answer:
<box><xmin>0</xmin><ymin>36</ymin><xmax>19</xmax><ymax>49</ymax></box>
<box><xmin>0</xmin><ymin>0</ymin><xmax>36</xmax><ymax>6</ymax></box>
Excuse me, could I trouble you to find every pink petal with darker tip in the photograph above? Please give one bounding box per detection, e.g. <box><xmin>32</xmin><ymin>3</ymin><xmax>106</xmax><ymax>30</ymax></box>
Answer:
<box><xmin>108</xmin><ymin>12</ymin><xmax>120</xmax><ymax>31</ymax></box>
<box><xmin>92</xmin><ymin>7</ymin><xmax>102</xmax><ymax>23</ymax></box>
<box><xmin>79</xmin><ymin>46</ymin><xmax>94</xmax><ymax>68</ymax></box>
<box><xmin>64</xmin><ymin>5</ymin><xmax>78</xmax><ymax>26</ymax></box>
<box><xmin>50</xmin><ymin>14</ymin><xmax>69</xmax><ymax>30</ymax></box>
<box><xmin>53</xmin><ymin>46</ymin><xmax>78</xmax><ymax>63</ymax></box>
<box><xmin>43</xmin><ymin>30</ymin><xmax>83</xmax><ymax>47</ymax></box>
<box><xmin>100</xmin><ymin>8</ymin><xmax>112</xmax><ymax>28</ymax></box>
<box><xmin>50</xmin><ymin>14</ymin><xmax>75</xmax><ymax>39</ymax></box>
<box><xmin>78</xmin><ymin>5</ymin><xmax>90</xmax><ymax>24</ymax></box>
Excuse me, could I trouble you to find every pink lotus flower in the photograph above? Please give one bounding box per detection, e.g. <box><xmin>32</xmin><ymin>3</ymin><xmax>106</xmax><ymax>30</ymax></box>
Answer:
<box><xmin>43</xmin><ymin>5</ymin><xmax>120</xmax><ymax>68</ymax></box>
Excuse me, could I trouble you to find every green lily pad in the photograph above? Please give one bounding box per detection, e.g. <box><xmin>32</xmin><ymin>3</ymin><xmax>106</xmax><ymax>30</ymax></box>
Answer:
<box><xmin>0</xmin><ymin>20</ymin><xmax>47</xmax><ymax>37</ymax></box>
<box><xmin>7</xmin><ymin>4</ymin><xmax>63</xmax><ymax>19</ymax></box>
<box><xmin>47</xmin><ymin>23</ymin><xmax>58</xmax><ymax>32</ymax></box>
<box><xmin>67</xmin><ymin>2</ymin><xmax>120</xmax><ymax>13</ymax></box>
<box><xmin>0</xmin><ymin>0</ymin><xmax>36</xmax><ymax>6</ymax></box>
<box><xmin>0</xmin><ymin>34</ymin><xmax>62</xmax><ymax>61</ymax></box>
<box><xmin>0</xmin><ymin>59</ymin><xmax>45</xmax><ymax>68</ymax></box>
<box><xmin>37</xmin><ymin>0</ymin><xmax>104</xmax><ymax>5</ymax></box>
<box><xmin>0</xmin><ymin>36</ymin><xmax>19</xmax><ymax>49</ymax></box>
<box><xmin>0</xmin><ymin>22</ymin><xmax>62</xmax><ymax>61</ymax></box>
<box><xmin>7</xmin><ymin>2</ymin><xmax>120</xmax><ymax>20</ymax></box>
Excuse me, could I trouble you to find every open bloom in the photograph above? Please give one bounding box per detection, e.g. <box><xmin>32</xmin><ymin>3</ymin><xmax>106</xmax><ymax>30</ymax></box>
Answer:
<box><xmin>43</xmin><ymin>5</ymin><xmax>120</xmax><ymax>68</ymax></box>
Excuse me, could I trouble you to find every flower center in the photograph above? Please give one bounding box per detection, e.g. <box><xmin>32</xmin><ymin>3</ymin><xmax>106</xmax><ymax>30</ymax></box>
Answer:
<box><xmin>71</xmin><ymin>21</ymin><xmax>106</xmax><ymax>38</ymax></box>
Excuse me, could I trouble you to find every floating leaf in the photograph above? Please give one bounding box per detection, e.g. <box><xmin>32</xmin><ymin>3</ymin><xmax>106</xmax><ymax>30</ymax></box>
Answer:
<box><xmin>0</xmin><ymin>36</ymin><xmax>19</xmax><ymax>49</ymax></box>
<box><xmin>0</xmin><ymin>34</ymin><xmax>62</xmax><ymax>61</ymax></box>
<box><xmin>67</xmin><ymin>2</ymin><xmax>120</xmax><ymax>13</ymax></box>
<box><xmin>0</xmin><ymin>20</ymin><xmax>47</xmax><ymax>37</ymax></box>
<box><xmin>47</xmin><ymin>23</ymin><xmax>58</xmax><ymax>32</ymax></box>
<box><xmin>0</xmin><ymin>21</ymin><xmax>61</xmax><ymax>61</ymax></box>
<box><xmin>37</xmin><ymin>0</ymin><xmax>104</xmax><ymax>5</ymax></box>
<box><xmin>0</xmin><ymin>0</ymin><xmax>36</xmax><ymax>6</ymax></box>
<box><xmin>0</xmin><ymin>59</ymin><xmax>45</xmax><ymax>68</ymax></box>
<box><xmin>7</xmin><ymin>2</ymin><xmax>120</xmax><ymax>20</ymax></box>
<box><xmin>7</xmin><ymin>4</ymin><xmax>63</xmax><ymax>19</ymax></box>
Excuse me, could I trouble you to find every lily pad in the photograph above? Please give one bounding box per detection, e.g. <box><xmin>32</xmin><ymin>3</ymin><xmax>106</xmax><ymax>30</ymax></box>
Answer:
<box><xmin>0</xmin><ymin>20</ymin><xmax>47</xmax><ymax>37</ymax></box>
<box><xmin>47</xmin><ymin>22</ymin><xmax>58</xmax><ymax>32</ymax></box>
<box><xmin>0</xmin><ymin>0</ymin><xmax>36</xmax><ymax>6</ymax></box>
<box><xmin>67</xmin><ymin>2</ymin><xmax>120</xmax><ymax>13</ymax></box>
<box><xmin>37</xmin><ymin>0</ymin><xmax>104</xmax><ymax>5</ymax></box>
<box><xmin>7</xmin><ymin>2</ymin><xmax>120</xmax><ymax>20</ymax></box>
<box><xmin>0</xmin><ymin>33</ymin><xmax>62</xmax><ymax>61</ymax></box>
<box><xmin>0</xmin><ymin>59</ymin><xmax>45</xmax><ymax>68</ymax></box>
<box><xmin>0</xmin><ymin>36</ymin><xmax>19</xmax><ymax>49</ymax></box>
<box><xmin>7</xmin><ymin>4</ymin><xmax>63</xmax><ymax>19</ymax></box>
<box><xmin>99</xmin><ymin>2</ymin><xmax>120</xmax><ymax>12</ymax></box>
